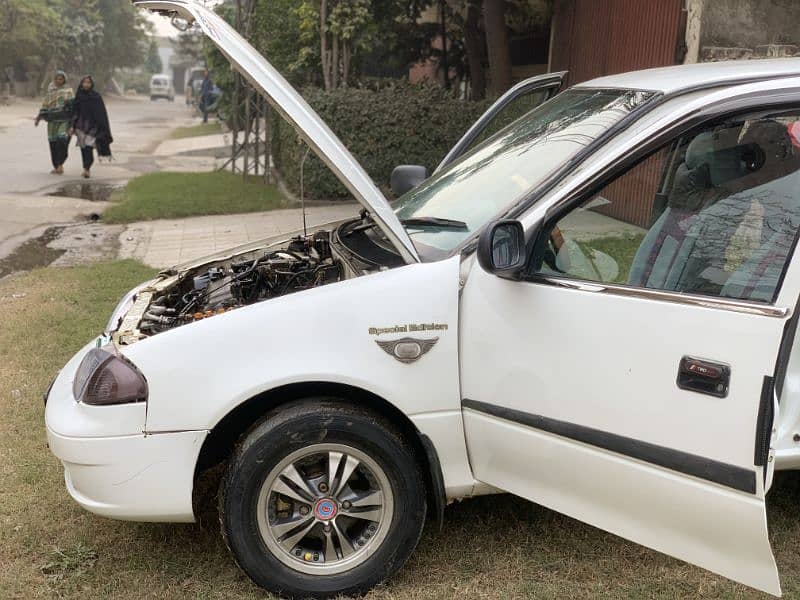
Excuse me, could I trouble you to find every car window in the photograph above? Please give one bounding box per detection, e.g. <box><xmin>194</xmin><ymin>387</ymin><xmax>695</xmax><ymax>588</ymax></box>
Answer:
<box><xmin>393</xmin><ymin>88</ymin><xmax>654</xmax><ymax>255</ymax></box>
<box><xmin>458</xmin><ymin>87</ymin><xmax>555</xmax><ymax>157</ymax></box>
<box><xmin>532</xmin><ymin>110</ymin><xmax>800</xmax><ymax>303</ymax></box>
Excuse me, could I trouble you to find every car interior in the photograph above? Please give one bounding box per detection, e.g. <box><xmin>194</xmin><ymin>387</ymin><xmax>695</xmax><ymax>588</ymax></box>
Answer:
<box><xmin>544</xmin><ymin>113</ymin><xmax>800</xmax><ymax>304</ymax></box>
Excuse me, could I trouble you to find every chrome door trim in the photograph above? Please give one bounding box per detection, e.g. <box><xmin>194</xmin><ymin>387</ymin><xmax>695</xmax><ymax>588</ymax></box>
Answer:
<box><xmin>534</xmin><ymin>275</ymin><xmax>791</xmax><ymax>318</ymax></box>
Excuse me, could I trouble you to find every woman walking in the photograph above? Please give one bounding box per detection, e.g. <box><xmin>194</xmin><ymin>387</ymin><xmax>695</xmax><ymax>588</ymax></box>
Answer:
<box><xmin>69</xmin><ymin>75</ymin><xmax>113</xmax><ymax>179</ymax></box>
<box><xmin>34</xmin><ymin>70</ymin><xmax>74</xmax><ymax>174</ymax></box>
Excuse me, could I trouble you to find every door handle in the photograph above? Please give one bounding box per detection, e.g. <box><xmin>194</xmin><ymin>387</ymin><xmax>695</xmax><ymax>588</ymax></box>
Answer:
<box><xmin>677</xmin><ymin>356</ymin><xmax>730</xmax><ymax>398</ymax></box>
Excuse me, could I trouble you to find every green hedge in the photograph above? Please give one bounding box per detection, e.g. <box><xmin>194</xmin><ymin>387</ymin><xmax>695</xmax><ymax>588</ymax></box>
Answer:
<box><xmin>272</xmin><ymin>83</ymin><xmax>491</xmax><ymax>199</ymax></box>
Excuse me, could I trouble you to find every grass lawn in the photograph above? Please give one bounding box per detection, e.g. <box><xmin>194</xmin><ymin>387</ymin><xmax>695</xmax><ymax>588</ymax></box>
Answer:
<box><xmin>5</xmin><ymin>261</ymin><xmax>800</xmax><ymax>598</ymax></box>
<box><xmin>103</xmin><ymin>171</ymin><xmax>288</xmax><ymax>223</ymax></box>
<box><xmin>170</xmin><ymin>122</ymin><xmax>223</xmax><ymax>139</ymax></box>
<box><xmin>576</xmin><ymin>233</ymin><xmax>646</xmax><ymax>283</ymax></box>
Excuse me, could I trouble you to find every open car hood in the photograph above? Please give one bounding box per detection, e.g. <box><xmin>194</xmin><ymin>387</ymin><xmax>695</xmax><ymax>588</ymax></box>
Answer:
<box><xmin>133</xmin><ymin>0</ymin><xmax>419</xmax><ymax>264</ymax></box>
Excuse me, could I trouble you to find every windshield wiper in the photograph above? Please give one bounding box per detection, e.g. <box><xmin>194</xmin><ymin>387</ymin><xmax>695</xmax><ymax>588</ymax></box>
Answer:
<box><xmin>401</xmin><ymin>217</ymin><xmax>468</xmax><ymax>230</ymax></box>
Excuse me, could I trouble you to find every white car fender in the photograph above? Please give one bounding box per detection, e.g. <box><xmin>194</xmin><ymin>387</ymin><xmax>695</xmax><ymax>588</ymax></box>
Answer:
<box><xmin>122</xmin><ymin>255</ymin><xmax>475</xmax><ymax>496</ymax></box>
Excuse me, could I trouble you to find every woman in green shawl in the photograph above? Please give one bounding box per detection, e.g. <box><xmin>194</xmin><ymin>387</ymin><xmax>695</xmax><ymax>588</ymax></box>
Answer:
<box><xmin>34</xmin><ymin>70</ymin><xmax>74</xmax><ymax>175</ymax></box>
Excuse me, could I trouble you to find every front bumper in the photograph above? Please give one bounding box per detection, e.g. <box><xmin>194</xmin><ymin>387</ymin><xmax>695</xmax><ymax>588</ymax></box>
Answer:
<box><xmin>46</xmin><ymin>427</ymin><xmax>205</xmax><ymax>522</ymax></box>
<box><xmin>45</xmin><ymin>336</ymin><xmax>207</xmax><ymax>522</ymax></box>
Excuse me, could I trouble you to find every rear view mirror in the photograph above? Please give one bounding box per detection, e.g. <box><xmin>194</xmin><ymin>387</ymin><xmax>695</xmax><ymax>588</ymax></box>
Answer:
<box><xmin>390</xmin><ymin>165</ymin><xmax>428</xmax><ymax>197</ymax></box>
<box><xmin>477</xmin><ymin>220</ymin><xmax>526</xmax><ymax>278</ymax></box>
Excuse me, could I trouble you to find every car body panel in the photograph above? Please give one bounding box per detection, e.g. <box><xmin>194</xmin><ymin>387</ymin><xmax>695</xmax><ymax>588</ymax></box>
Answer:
<box><xmin>133</xmin><ymin>0</ymin><xmax>419</xmax><ymax>264</ymax></box>
<box><xmin>120</xmin><ymin>255</ymin><xmax>475</xmax><ymax>496</ymax></box>
<box><xmin>576</xmin><ymin>57</ymin><xmax>800</xmax><ymax>94</ymax></box>
<box><xmin>460</xmin><ymin>262</ymin><xmax>783</xmax><ymax>594</ymax></box>
<box><xmin>47</xmin><ymin>426</ymin><xmax>204</xmax><ymax>522</ymax></box>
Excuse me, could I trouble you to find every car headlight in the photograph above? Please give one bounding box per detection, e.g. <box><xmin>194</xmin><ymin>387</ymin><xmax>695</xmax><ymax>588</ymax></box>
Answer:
<box><xmin>73</xmin><ymin>346</ymin><xmax>148</xmax><ymax>406</ymax></box>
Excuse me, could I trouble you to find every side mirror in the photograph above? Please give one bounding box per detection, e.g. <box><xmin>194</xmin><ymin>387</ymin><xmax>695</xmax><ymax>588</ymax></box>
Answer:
<box><xmin>390</xmin><ymin>165</ymin><xmax>428</xmax><ymax>197</ymax></box>
<box><xmin>477</xmin><ymin>220</ymin><xmax>527</xmax><ymax>278</ymax></box>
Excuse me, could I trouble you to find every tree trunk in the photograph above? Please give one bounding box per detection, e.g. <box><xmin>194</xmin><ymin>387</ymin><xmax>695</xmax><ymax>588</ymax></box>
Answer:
<box><xmin>320</xmin><ymin>0</ymin><xmax>331</xmax><ymax>90</ymax></box>
<box><xmin>331</xmin><ymin>34</ymin><xmax>339</xmax><ymax>88</ymax></box>
<box><xmin>464</xmin><ymin>0</ymin><xmax>486</xmax><ymax>100</ymax></box>
<box><xmin>342</xmin><ymin>41</ymin><xmax>350</xmax><ymax>87</ymax></box>
<box><xmin>439</xmin><ymin>0</ymin><xmax>449</xmax><ymax>90</ymax></box>
<box><xmin>483</xmin><ymin>0</ymin><xmax>511</xmax><ymax>97</ymax></box>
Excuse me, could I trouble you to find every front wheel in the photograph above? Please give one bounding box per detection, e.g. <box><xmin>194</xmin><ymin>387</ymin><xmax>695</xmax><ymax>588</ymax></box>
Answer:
<box><xmin>219</xmin><ymin>400</ymin><xmax>427</xmax><ymax>599</ymax></box>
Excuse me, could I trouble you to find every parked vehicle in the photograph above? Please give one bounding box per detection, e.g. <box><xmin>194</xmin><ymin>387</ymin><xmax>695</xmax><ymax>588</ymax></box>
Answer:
<box><xmin>149</xmin><ymin>74</ymin><xmax>174</xmax><ymax>102</ymax></box>
<box><xmin>47</xmin><ymin>1</ymin><xmax>800</xmax><ymax>598</ymax></box>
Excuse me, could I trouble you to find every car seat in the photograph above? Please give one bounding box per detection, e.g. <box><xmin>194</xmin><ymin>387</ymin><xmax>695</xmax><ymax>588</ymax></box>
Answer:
<box><xmin>628</xmin><ymin>124</ymin><xmax>743</xmax><ymax>288</ymax></box>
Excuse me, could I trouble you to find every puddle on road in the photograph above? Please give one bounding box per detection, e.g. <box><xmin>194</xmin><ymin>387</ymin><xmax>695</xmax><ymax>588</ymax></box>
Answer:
<box><xmin>49</xmin><ymin>182</ymin><xmax>123</xmax><ymax>202</ymax></box>
<box><xmin>0</xmin><ymin>227</ymin><xmax>66</xmax><ymax>280</ymax></box>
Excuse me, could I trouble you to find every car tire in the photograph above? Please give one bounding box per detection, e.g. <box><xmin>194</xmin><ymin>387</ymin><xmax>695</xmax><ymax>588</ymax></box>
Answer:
<box><xmin>219</xmin><ymin>399</ymin><xmax>427</xmax><ymax>599</ymax></box>
<box><xmin>150</xmin><ymin>95</ymin><xmax>156</xmax><ymax>101</ymax></box>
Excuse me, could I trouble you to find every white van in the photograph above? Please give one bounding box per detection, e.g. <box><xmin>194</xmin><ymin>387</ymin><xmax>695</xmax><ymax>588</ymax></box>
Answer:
<box><xmin>149</xmin><ymin>74</ymin><xmax>174</xmax><ymax>102</ymax></box>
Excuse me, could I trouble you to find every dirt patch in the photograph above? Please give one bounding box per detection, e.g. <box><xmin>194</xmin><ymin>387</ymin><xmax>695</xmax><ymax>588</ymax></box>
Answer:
<box><xmin>49</xmin><ymin>222</ymin><xmax>124</xmax><ymax>268</ymax></box>
<box><xmin>0</xmin><ymin>227</ymin><xmax>66</xmax><ymax>280</ymax></box>
<box><xmin>0</xmin><ymin>221</ymin><xmax>125</xmax><ymax>280</ymax></box>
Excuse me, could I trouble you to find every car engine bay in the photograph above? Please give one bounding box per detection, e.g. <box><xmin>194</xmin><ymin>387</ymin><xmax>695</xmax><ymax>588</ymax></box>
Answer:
<box><xmin>112</xmin><ymin>231</ymin><xmax>348</xmax><ymax>344</ymax></box>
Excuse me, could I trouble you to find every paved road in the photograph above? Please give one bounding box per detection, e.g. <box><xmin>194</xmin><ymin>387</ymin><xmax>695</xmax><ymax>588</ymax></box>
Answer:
<box><xmin>0</xmin><ymin>95</ymin><xmax>357</xmax><ymax>271</ymax></box>
<box><xmin>0</xmin><ymin>96</ymin><xmax>194</xmax><ymax>260</ymax></box>
<box><xmin>0</xmin><ymin>96</ymin><xmax>192</xmax><ymax>194</ymax></box>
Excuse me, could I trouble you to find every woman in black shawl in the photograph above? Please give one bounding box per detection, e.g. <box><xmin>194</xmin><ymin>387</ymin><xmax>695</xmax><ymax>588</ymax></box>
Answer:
<box><xmin>69</xmin><ymin>75</ymin><xmax>113</xmax><ymax>179</ymax></box>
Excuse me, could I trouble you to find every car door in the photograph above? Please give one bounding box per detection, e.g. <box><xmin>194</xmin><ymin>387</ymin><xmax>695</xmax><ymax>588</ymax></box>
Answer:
<box><xmin>460</xmin><ymin>103</ymin><xmax>800</xmax><ymax>595</ymax></box>
<box><xmin>436</xmin><ymin>72</ymin><xmax>565</xmax><ymax>172</ymax></box>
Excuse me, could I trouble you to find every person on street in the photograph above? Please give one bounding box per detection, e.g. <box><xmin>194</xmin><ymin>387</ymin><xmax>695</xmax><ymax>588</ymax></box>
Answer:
<box><xmin>35</xmin><ymin>70</ymin><xmax>74</xmax><ymax>175</ymax></box>
<box><xmin>200</xmin><ymin>69</ymin><xmax>213</xmax><ymax>123</ymax></box>
<box><xmin>69</xmin><ymin>75</ymin><xmax>113</xmax><ymax>179</ymax></box>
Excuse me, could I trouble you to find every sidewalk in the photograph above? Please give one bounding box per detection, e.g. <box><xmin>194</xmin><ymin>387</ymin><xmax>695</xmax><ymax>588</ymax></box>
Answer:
<box><xmin>153</xmin><ymin>132</ymin><xmax>230</xmax><ymax>156</ymax></box>
<box><xmin>118</xmin><ymin>203</ymin><xmax>357</xmax><ymax>267</ymax></box>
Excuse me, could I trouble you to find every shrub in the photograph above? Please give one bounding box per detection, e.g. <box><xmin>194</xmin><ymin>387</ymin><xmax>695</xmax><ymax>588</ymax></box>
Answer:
<box><xmin>272</xmin><ymin>82</ymin><xmax>491</xmax><ymax>199</ymax></box>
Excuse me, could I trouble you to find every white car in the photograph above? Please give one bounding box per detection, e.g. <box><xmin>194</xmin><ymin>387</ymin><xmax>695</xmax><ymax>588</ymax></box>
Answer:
<box><xmin>149</xmin><ymin>73</ymin><xmax>175</xmax><ymax>102</ymax></box>
<box><xmin>45</xmin><ymin>1</ymin><xmax>800</xmax><ymax>598</ymax></box>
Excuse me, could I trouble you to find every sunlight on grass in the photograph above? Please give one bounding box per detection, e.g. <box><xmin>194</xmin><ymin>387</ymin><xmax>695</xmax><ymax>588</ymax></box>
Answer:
<box><xmin>103</xmin><ymin>171</ymin><xmax>288</xmax><ymax>223</ymax></box>
<box><xmin>169</xmin><ymin>122</ymin><xmax>223</xmax><ymax>139</ymax></box>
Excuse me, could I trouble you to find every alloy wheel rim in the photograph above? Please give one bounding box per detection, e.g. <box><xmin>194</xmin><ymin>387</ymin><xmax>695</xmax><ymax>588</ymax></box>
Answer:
<box><xmin>256</xmin><ymin>443</ymin><xmax>394</xmax><ymax>575</ymax></box>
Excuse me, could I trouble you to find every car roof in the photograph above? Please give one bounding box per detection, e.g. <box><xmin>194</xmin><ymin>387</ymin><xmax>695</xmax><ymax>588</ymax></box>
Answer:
<box><xmin>575</xmin><ymin>58</ymin><xmax>800</xmax><ymax>94</ymax></box>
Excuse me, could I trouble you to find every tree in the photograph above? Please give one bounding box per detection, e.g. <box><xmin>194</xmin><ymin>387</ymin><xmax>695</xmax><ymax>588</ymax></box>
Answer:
<box><xmin>89</xmin><ymin>0</ymin><xmax>149</xmax><ymax>82</ymax></box>
<box><xmin>483</xmin><ymin>0</ymin><xmax>511</xmax><ymax>96</ymax></box>
<box><xmin>0</xmin><ymin>0</ymin><xmax>62</xmax><ymax>85</ymax></box>
<box><xmin>297</xmin><ymin>0</ymin><xmax>428</xmax><ymax>89</ymax></box>
<box><xmin>174</xmin><ymin>29</ymin><xmax>205</xmax><ymax>67</ymax></box>
<box><xmin>462</xmin><ymin>0</ymin><xmax>486</xmax><ymax>99</ymax></box>
<box><xmin>299</xmin><ymin>0</ymin><xmax>371</xmax><ymax>90</ymax></box>
<box><xmin>145</xmin><ymin>39</ymin><xmax>163</xmax><ymax>74</ymax></box>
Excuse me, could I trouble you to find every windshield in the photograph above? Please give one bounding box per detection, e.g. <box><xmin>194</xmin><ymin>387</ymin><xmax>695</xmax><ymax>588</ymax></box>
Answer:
<box><xmin>393</xmin><ymin>88</ymin><xmax>655</xmax><ymax>255</ymax></box>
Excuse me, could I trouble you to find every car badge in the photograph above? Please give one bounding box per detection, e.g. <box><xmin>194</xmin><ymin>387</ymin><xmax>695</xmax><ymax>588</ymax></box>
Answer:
<box><xmin>375</xmin><ymin>337</ymin><xmax>439</xmax><ymax>364</ymax></box>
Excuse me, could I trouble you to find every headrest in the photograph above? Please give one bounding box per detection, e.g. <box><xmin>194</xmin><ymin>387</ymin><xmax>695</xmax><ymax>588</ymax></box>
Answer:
<box><xmin>685</xmin><ymin>126</ymin><xmax>745</xmax><ymax>186</ymax></box>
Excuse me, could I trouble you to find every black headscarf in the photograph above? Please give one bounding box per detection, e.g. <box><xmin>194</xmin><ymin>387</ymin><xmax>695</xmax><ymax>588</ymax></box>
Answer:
<box><xmin>72</xmin><ymin>75</ymin><xmax>113</xmax><ymax>156</ymax></box>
